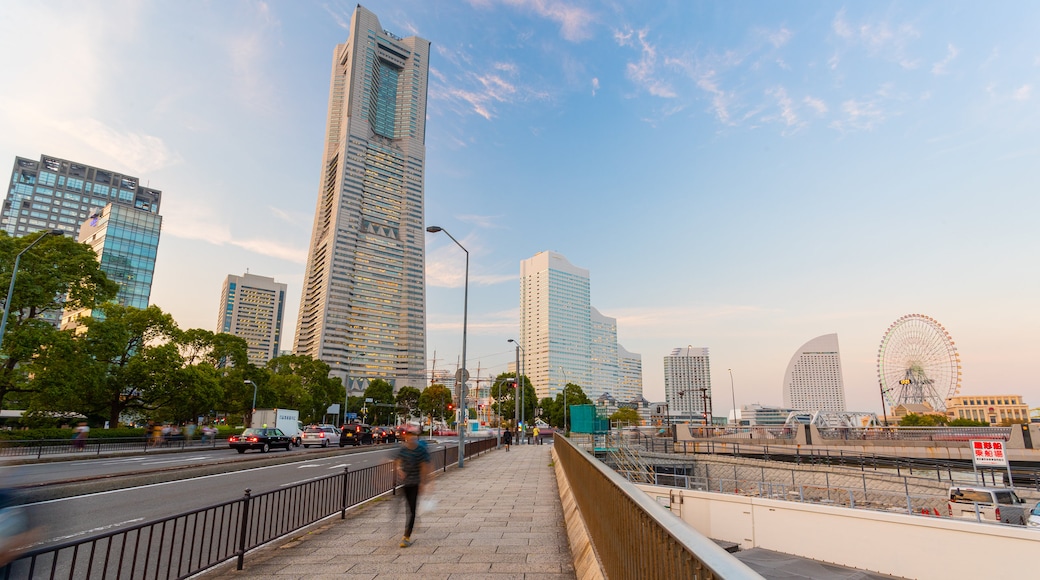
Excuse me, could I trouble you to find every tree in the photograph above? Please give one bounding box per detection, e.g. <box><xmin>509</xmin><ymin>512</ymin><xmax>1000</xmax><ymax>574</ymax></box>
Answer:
<box><xmin>550</xmin><ymin>383</ymin><xmax>592</xmax><ymax>430</ymax></box>
<box><xmin>364</xmin><ymin>379</ymin><xmax>395</xmax><ymax>425</ymax></box>
<box><xmin>610</xmin><ymin>407</ymin><xmax>641</xmax><ymax>425</ymax></box>
<box><xmin>898</xmin><ymin>413</ymin><xmax>948</xmax><ymax>427</ymax></box>
<box><xmin>950</xmin><ymin>418</ymin><xmax>989</xmax><ymax>427</ymax></box>
<box><xmin>396</xmin><ymin>386</ymin><xmax>421</xmax><ymax>421</ymax></box>
<box><xmin>0</xmin><ymin>231</ymin><xmax>118</xmax><ymax>410</ymax></box>
<box><xmin>490</xmin><ymin>372</ymin><xmax>534</xmax><ymax>426</ymax></box>
<box><xmin>418</xmin><ymin>384</ymin><xmax>452</xmax><ymax>420</ymax></box>
<box><xmin>265</xmin><ymin>354</ymin><xmax>342</xmax><ymax>424</ymax></box>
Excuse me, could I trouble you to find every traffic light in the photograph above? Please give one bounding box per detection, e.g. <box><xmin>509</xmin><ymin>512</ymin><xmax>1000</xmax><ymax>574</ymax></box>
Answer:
<box><xmin>448</xmin><ymin>404</ymin><xmax>454</xmax><ymax>411</ymax></box>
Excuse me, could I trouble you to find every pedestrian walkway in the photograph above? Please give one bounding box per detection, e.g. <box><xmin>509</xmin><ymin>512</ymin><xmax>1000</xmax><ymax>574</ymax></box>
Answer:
<box><xmin>204</xmin><ymin>443</ymin><xmax>576</xmax><ymax>579</ymax></box>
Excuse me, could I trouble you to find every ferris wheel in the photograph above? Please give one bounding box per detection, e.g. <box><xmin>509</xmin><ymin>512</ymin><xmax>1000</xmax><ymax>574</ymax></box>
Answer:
<box><xmin>877</xmin><ymin>314</ymin><xmax>961</xmax><ymax>412</ymax></box>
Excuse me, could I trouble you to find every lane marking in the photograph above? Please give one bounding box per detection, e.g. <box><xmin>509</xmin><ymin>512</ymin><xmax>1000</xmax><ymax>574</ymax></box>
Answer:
<box><xmin>327</xmin><ymin>463</ymin><xmax>350</xmax><ymax>470</ymax></box>
<box><xmin>24</xmin><ymin>518</ymin><xmax>145</xmax><ymax>548</ymax></box>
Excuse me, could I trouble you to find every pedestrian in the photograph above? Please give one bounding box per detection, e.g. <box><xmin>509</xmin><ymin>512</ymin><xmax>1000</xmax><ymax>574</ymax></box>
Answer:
<box><xmin>533</xmin><ymin>425</ymin><xmax>540</xmax><ymax>445</ymax></box>
<box><xmin>73</xmin><ymin>422</ymin><xmax>89</xmax><ymax>451</ymax></box>
<box><xmin>502</xmin><ymin>425</ymin><xmax>512</xmax><ymax>451</ymax></box>
<box><xmin>395</xmin><ymin>423</ymin><xmax>431</xmax><ymax>548</ymax></box>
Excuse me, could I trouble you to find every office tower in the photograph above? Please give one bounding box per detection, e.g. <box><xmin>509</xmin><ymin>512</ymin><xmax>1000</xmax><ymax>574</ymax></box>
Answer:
<box><xmin>519</xmin><ymin>251</ymin><xmax>641</xmax><ymax>401</ymax></box>
<box><xmin>218</xmin><ymin>273</ymin><xmax>287</xmax><ymax>367</ymax></box>
<box><xmin>617</xmin><ymin>345</ymin><xmax>643</xmax><ymax>402</ymax></box>
<box><xmin>61</xmin><ymin>203</ymin><xmax>162</xmax><ymax>330</ymax></box>
<box><xmin>4</xmin><ymin>155</ymin><xmax>161</xmax><ymax>238</ymax></box>
<box><xmin>782</xmin><ymin>333</ymin><xmax>847</xmax><ymax>413</ymax></box>
<box><xmin>294</xmin><ymin>6</ymin><xmax>430</xmax><ymax>394</ymax></box>
<box><xmin>663</xmin><ymin>346</ymin><xmax>712</xmax><ymax>423</ymax></box>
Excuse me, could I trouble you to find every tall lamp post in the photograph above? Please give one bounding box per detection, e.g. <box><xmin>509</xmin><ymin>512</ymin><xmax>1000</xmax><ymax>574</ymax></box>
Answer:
<box><xmin>728</xmin><ymin>369</ymin><xmax>737</xmax><ymax>428</ymax></box>
<box><xmin>244</xmin><ymin>380</ymin><xmax>258</xmax><ymax>427</ymax></box>
<box><xmin>507</xmin><ymin>339</ymin><xmax>524</xmax><ymax>444</ymax></box>
<box><xmin>427</xmin><ymin>226</ymin><xmax>468</xmax><ymax>468</ymax></box>
<box><xmin>559</xmin><ymin>366</ymin><xmax>570</xmax><ymax>435</ymax></box>
<box><xmin>0</xmin><ymin>229</ymin><xmax>63</xmax><ymax>352</ymax></box>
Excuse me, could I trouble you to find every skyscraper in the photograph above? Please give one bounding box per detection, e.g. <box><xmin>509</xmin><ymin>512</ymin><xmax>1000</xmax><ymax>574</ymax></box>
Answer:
<box><xmin>782</xmin><ymin>333</ymin><xmax>847</xmax><ymax>413</ymax></box>
<box><xmin>663</xmin><ymin>346</ymin><xmax>712</xmax><ymax>423</ymax></box>
<box><xmin>4</xmin><ymin>155</ymin><xmax>161</xmax><ymax>239</ymax></box>
<box><xmin>519</xmin><ymin>251</ymin><xmax>641</xmax><ymax>401</ymax></box>
<box><xmin>295</xmin><ymin>6</ymin><xmax>430</xmax><ymax>394</ymax></box>
<box><xmin>218</xmin><ymin>273</ymin><xmax>287</xmax><ymax>367</ymax></box>
<box><xmin>60</xmin><ymin>203</ymin><xmax>162</xmax><ymax>330</ymax></box>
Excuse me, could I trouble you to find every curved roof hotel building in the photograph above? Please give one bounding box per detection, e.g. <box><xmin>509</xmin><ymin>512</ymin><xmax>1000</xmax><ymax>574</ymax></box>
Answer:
<box><xmin>782</xmin><ymin>333</ymin><xmax>847</xmax><ymax>413</ymax></box>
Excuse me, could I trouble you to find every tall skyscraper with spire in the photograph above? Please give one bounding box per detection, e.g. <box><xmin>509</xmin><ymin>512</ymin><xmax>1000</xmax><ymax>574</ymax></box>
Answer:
<box><xmin>295</xmin><ymin>6</ymin><xmax>430</xmax><ymax>394</ymax></box>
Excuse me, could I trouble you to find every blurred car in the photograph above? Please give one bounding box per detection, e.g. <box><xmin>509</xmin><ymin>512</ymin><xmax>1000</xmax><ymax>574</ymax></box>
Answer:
<box><xmin>228</xmin><ymin>428</ymin><xmax>293</xmax><ymax>453</ymax></box>
<box><xmin>372</xmin><ymin>427</ymin><xmax>397</xmax><ymax>444</ymax></box>
<box><xmin>1028</xmin><ymin>501</ymin><xmax>1040</xmax><ymax>529</ymax></box>
<box><xmin>301</xmin><ymin>425</ymin><xmax>340</xmax><ymax>448</ymax></box>
<box><xmin>340</xmin><ymin>423</ymin><xmax>373</xmax><ymax>446</ymax></box>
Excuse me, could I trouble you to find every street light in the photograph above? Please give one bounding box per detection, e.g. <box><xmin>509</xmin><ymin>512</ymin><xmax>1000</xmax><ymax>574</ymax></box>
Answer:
<box><xmin>507</xmin><ymin>339</ymin><xmax>524</xmax><ymax>444</ymax></box>
<box><xmin>244</xmin><ymin>380</ymin><xmax>258</xmax><ymax>427</ymax></box>
<box><xmin>0</xmin><ymin>229</ymin><xmax>63</xmax><ymax>352</ymax></box>
<box><xmin>728</xmin><ymin>369</ymin><xmax>738</xmax><ymax>428</ymax></box>
<box><xmin>559</xmin><ymin>366</ymin><xmax>570</xmax><ymax>435</ymax></box>
<box><xmin>426</xmin><ymin>226</ymin><xmax>468</xmax><ymax>468</ymax></box>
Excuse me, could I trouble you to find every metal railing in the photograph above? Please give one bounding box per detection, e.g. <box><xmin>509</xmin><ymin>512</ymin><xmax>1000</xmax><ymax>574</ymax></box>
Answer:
<box><xmin>553</xmin><ymin>434</ymin><xmax>763</xmax><ymax>579</ymax></box>
<box><xmin>0</xmin><ymin>436</ymin><xmax>222</xmax><ymax>458</ymax></box>
<box><xmin>6</xmin><ymin>436</ymin><xmax>498</xmax><ymax>579</ymax></box>
<box><xmin>814</xmin><ymin>426</ymin><xmax>1012</xmax><ymax>442</ymax></box>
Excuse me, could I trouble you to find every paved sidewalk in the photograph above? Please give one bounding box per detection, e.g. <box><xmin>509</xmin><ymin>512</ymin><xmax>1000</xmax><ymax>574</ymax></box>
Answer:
<box><xmin>204</xmin><ymin>443</ymin><xmax>576</xmax><ymax>579</ymax></box>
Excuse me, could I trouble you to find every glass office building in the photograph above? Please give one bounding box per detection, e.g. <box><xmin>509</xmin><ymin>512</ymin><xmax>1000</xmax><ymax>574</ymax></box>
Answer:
<box><xmin>61</xmin><ymin>203</ymin><xmax>162</xmax><ymax>329</ymax></box>
<box><xmin>295</xmin><ymin>6</ymin><xmax>430</xmax><ymax>394</ymax></box>
<box><xmin>4</xmin><ymin>155</ymin><xmax>161</xmax><ymax>238</ymax></box>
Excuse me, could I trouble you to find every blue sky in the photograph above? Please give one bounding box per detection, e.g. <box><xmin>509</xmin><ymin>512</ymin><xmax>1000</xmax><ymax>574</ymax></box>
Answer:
<box><xmin>1</xmin><ymin>1</ymin><xmax>1038</xmax><ymax>416</ymax></box>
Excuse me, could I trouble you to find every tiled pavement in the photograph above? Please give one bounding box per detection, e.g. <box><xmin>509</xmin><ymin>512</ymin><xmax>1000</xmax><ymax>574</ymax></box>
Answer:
<box><xmin>203</xmin><ymin>442</ymin><xmax>576</xmax><ymax>579</ymax></box>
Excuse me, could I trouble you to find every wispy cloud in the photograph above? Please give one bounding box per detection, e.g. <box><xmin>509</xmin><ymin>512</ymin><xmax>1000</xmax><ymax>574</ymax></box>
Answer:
<box><xmin>932</xmin><ymin>43</ymin><xmax>959</xmax><ymax>75</ymax></box>
<box><xmin>486</xmin><ymin>0</ymin><xmax>596</xmax><ymax>42</ymax></box>
<box><xmin>803</xmin><ymin>96</ymin><xmax>828</xmax><ymax>115</ymax></box>
<box><xmin>1013</xmin><ymin>84</ymin><xmax>1032</xmax><ymax>101</ymax></box>
<box><xmin>458</xmin><ymin>214</ymin><xmax>504</xmax><ymax>228</ymax></box>
<box><xmin>615</xmin><ymin>26</ymin><xmax>676</xmax><ymax>98</ymax></box>
<box><xmin>765</xmin><ymin>86</ymin><xmax>800</xmax><ymax>130</ymax></box>
<box><xmin>831</xmin><ymin>8</ymin><xmax>921</xmax><ymax>69</ymax></box>
<box><xmin>426</xmin><ymin>236</ymin><xmax>514</xmax><ymax>288</ymax></box>
<box><xmin>591</xmin><ymin>77</ymin><xmax>600</xmax><ymax>96</ymax></box>
<box><xmin>224</xmin><ymin>1</ymin><xmax>282</xmax><ymax>113</ymax></box>
<box><xmin>830</xmin><ymin>98</ymin><xmax>887</xmax><ymax>132</ymax></box>
<box><xmin>162</xmin><ymin>201</ymin><xmax>306</xmax><ymax>263</ymax></box>
<box><xmin>696</xmin><ymin>71</ymin><xmax>733</xmax><ymax>124</ymax></box>
<box><xmin>431</xmin><ymin>47</ymin><xmax>550</xmax><ymax>120</ymax></box>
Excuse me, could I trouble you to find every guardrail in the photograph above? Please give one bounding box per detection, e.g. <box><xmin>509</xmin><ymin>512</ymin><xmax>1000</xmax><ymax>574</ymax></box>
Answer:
<box><xmin>553</xmin><ymin>434</ymin><xmax>763</xmax><ymax>579</ymax></box>
<box><xmin>5</xmin><ymin>436</ymin><xmax>498</xmax><ymax>579</ymax></box>
<box><xmin>0</xmin><ymin>436</ymin><xmax>222</xmax><ymax>458</ymax></box>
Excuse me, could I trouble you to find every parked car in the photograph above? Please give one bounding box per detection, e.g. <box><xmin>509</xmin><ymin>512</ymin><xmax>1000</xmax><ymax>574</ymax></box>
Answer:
<box><xmin>948</xmin><ymin>486</ymin><xmax>1029</xmax><ymax>524</ymax></box>
<box><xmin>301</xmin><ymin>425</ymin><xmax>340</xmax><ymax>448</ymax></box>
<box><xmin>1028</xmin><ymin>501</ymin><xmax>1040</xmax><ymax>529</ymax></box>
<box><xmin>340</xmin><ymin>423</ymin><xmax>373</xmax><ymax>446</ymax></box>
<box><xmin>228</xmin><ymin>428</ymin><xmax>293</xmax><ymax>454</ymax></box>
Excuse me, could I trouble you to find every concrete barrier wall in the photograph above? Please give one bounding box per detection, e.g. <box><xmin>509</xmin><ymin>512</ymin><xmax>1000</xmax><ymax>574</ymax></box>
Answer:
<box><xmin>637</xmin><ymin>484</ymin><xmax>1040</xmax><ymax>580</ymax></box>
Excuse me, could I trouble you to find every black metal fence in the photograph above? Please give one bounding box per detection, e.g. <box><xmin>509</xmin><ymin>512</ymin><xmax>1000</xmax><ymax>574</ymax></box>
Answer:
<box><xmin>5</xmin><ymin>436</ymin><xmax>497</xmax><ymax>579</ymax></box>
<box><xmin>0</xmin><ymin>437</ymin><xmax>222</xmax><ymax>458</ymax></box>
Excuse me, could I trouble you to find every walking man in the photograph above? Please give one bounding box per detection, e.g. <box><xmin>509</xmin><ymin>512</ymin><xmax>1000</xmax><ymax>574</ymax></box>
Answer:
<box><xmin>502</xmin><ymin>425</ymin><xmax>512</xmax><ymax>451</ymax></box>
<box><xmin>395</xmin><ymin>423</ymin><xmax>431</xmax><ymax>548</ymax></box>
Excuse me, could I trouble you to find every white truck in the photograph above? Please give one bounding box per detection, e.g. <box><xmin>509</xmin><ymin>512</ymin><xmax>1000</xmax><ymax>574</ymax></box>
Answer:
<box><xmin>252</xmin><ymin>409</ymin><xmax>303</xmax><ymax>446</ymax></box>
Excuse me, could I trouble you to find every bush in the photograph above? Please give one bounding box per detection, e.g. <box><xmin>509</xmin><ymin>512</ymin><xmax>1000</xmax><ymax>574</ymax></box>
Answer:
<box><xmin>0</xmin><ymin>427</ymin><xmax>147</xmax><ymax>441</ymax></box>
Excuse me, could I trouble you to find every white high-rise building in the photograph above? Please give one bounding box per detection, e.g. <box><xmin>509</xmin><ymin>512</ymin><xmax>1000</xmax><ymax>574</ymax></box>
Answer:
<box><xmin>782</xmin><ymin>333</ymin><xmax>847</xmax><ymax>413</ymax></box>
<box><xmin>218</xmin><ymin>273</ymin><xmax>287</xmax><ymax>367</ymax></box>
<box><xmin>664</xmin><ymin>346</ymin><xmax>712</xmax><ymax>423</ymax></box>
<box><xmin>295</xmin><ymin>6</ymin><xmax>430</xmax><ymax>394</ymax></box>
<box><xmin>519</xmin><ymin>251</ymin><xmax>642</xmax><ymax>401</ymax></box>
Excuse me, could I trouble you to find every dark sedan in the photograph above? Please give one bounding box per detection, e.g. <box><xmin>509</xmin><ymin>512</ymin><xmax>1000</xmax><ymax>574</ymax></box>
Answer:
<box><xmin>340</xmin><ymin>423</ymin><xmax>373</xmax><ymax>446</ymax></box>
<box><xmin>228</xmin><ymin>428</ymin><xmax>294</xmax><ymax>453</ymax></box>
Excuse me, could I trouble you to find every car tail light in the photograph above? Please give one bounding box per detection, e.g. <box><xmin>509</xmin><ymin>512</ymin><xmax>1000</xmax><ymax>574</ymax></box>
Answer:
<box><xmin>247</xmin><ymin>436</ymin><xmax>258</xmax><ymax>442</ymax></box>
<box><xmin>229</xmin><ymin>436</ymin><xmax>238</xmax><ymax>442</ymax></box>
<box><xmin>995</xmin><ymin>507</ymin><xmax>1001</xmax><ymax>521</ymax></box>
<box><xmin>319</xmin><ymin>432</ymin><xmax>325</xmax><ymax>438</ymax></box>
<box><xmin>947</xmin><ymin>502</ymin><xmax>952</xmax><ymax>516</ymax></box>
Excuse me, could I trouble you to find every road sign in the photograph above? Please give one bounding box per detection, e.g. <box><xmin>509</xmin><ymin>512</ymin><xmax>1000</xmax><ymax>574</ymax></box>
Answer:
<box><xmin>970</xmin><ymin>440</ymin><xmax>1008</xmax><ymax>467</ymax></box>
<box><xmin>455</xmin><ymin>368</ymin><xmax>470</xmax><ymax>384</ymax></box>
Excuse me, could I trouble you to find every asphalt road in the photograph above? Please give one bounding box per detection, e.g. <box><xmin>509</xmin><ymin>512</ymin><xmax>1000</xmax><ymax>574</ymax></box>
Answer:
<box><xmin>8</xmin><ymin>440</ymin><xmax>453</xmax><ymax>551</ymax></box>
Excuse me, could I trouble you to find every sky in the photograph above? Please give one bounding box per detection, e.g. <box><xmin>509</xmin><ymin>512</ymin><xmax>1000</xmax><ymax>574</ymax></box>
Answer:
<box><xmin>1</xmin><ymin>1</ymin><xmax>1039</xmax><ymax>418</ymax></box>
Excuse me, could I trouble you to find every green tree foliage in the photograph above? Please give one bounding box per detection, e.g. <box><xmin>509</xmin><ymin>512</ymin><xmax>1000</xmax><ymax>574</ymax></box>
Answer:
<box><xmin>950</xmin><ymin>418</ymin><xmax>990</xmax><ymax>426</ymax></box>
<box><xmin>395</xmin><ymin>386</ymin><xmax>421</xmax><ymax>420</ymax></box>
<box><xmin>0</xmin><ymin>231</ymin><xmax>118</xmax><ymax>409</ymax></box>
<box><xmin>364</xmin><ymin>379</ymin><xmax>395</xmax><ymax>425</ymax></box>
<box><xmin>490</xmin><ymin>372</ymin><xmax>535</xmax><ymax>424</ymax></box>
<box><xmin>549</xmin><ymin>383</ymin><xmax>592</xmax><ymax>429</ymax></box>
<box><xmin>418</xmin><ymin>384</ymin><xmax>452</xmax><ymax>419</ymax></box>
<box><xmin>898</xmin><ymin>413</ymin><xmax>948</xmax><ymax>426</ymax></box>
<box><xmin>265</xmin><ymin>354</ymin><xmax>342</xmax><ymax>424</ymax></box>
<box><xmin>610</xmin><ymin>407</ymin><xmax>641</xmax><ymax>424</ymax></box>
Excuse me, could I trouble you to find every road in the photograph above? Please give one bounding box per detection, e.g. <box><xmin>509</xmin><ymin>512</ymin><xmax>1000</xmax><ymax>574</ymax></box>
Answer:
<box><xmin>9</xmin><ymin>440</ymin><xmax>454</xmax><ymax>551</ymax></box>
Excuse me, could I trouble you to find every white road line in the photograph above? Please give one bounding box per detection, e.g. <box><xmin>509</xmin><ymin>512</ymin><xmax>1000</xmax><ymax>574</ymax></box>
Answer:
<box><xmin>23</xmin><ymin>518</ymin><xmax>145</xmax><ymax>548</ymax></box>
<box><xmin>139</xmin><ymin>456</ymin><xmax>211</xmax><ymax>466</ymax></box>
<box><xmin>297</xmin><ymin>464</ymin><xmax>323</xmax><ymax>469</ymax></box>
<box><xmin>279</xmin><ymin>474</ymin><xmax>333</xmax><ymax>487</ymax></box>
<box><xmin>327</xmin><ymin>463</ymin><xmax>350</xmax><ymax>470</ymax></box>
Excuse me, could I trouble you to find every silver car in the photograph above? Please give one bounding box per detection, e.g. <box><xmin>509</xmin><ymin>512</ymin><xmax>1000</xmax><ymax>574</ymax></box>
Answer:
<box><xmin>301</xmin><ymin>425</ymin><xmax>340</xmax><ymax>448</ymax></box>
<box><xmin>1028</xmin><ymin>501</ymin><xmax>1040</xmax><ymax>529</ymax></box>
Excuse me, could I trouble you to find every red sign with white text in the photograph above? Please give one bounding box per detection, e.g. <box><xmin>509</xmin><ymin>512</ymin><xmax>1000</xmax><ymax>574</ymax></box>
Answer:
<box><xmin>969</xmin><ymin>440</ymin><xmax>1008</xmax><ymax>467</ymax></box>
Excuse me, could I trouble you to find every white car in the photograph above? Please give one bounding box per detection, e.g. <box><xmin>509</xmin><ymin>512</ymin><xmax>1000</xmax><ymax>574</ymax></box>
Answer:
<box><xmin>301</xmin><ymin>425</ymin><xmax>340</xmax><ymax>448</ymax></box>
<box><xmin>1028</xmin><ymin>501</ymin><xmax>1040</xmax><ymax>529</ymax></box>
